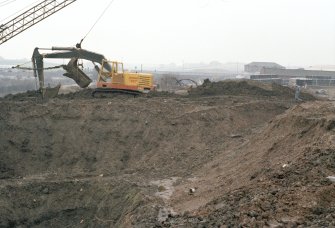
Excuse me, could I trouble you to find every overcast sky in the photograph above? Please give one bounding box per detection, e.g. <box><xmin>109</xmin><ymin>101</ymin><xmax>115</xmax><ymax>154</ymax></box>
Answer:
<box><xmin>0</xmin><ymin>0</ymin><xmax>334</xmax><ymax>67</ymax></box>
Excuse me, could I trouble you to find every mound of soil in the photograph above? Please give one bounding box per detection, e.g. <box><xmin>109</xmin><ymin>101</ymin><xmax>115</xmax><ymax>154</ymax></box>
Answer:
<box><xmin>165</xmin><ymin>101</ymin><xmax>335</xmax><ymax>227</ymax></box>
<box><xmin>189</xmin><ymin>80</ymin><xmax>316</xmax><ymax>101</ymax></box>
<box><xmin>0</xmin><ymin>81</ymin><xmax>333</xmax><ymax>227</ymax></box>
<box><xmin>2</xmin><ymin>90</ymin><xmax>41</xmax><ymax>101</ymax></box>
<box><xmin>2</xmin><ymin>88</ymin><xmax>96</xmax><ymax>101</ymax></box>
<box><xmin>2</xmin><ymin>88</ymin><xmax>177</xmax><ymax>102</ymax></box>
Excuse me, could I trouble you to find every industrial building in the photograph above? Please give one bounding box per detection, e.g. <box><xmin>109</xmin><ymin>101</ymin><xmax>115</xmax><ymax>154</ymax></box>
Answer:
<box><xmin>244</xmin><ymin>62</ymin><xmax>285</xmax><ymax>73</ymax></box>
<box><xmin>250</xmin><ymin>67</ymin><xmax>335</xmax><ymax>87</ymax></box>
<box><xmin>244</xmin><ymin>61</ymin><xmax>335</xmax><ymax>87</ymax></box>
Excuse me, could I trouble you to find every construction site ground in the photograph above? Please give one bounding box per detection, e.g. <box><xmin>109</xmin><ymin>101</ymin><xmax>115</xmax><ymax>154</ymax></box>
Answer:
<box><xmin>0</xmin><ymin>80</ymin><xmax>334</xmax><ymax>227</ymax></box>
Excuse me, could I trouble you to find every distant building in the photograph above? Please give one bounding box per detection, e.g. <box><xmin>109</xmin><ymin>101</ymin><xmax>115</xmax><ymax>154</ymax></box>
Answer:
<box><xmin>260</xmin><ymin>68</ymin><xmax>335</xmax><ymax>79</ymax></box>
<box><xmin>244</xmin><ymin>62</ymin><xmax>285</xmax><ymax>73</ymax></box>
<box><xmin>251</xmin><ymin>68</ymin><xmax>335</xmax><ymax>86</ymax></box>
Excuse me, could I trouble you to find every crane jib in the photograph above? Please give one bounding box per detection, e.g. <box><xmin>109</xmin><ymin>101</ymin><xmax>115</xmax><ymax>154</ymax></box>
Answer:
<box><xmin>0</xmin><ymin>0</ymin><xmax>77</xmax><ymax>45</ymax></box>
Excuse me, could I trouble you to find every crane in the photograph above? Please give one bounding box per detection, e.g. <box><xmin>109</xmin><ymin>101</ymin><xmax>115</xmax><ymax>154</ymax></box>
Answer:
<box><xmin>0</xmin><ymin>0</ymin><xmax>77</xmax><ymax>45</ymax></box>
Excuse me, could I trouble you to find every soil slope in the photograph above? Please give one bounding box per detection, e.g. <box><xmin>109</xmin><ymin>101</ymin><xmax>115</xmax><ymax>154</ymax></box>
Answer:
<box><xmin>1</xmin><ymin>81</ymin><xmax>333</xmax><ymax>227</ymax></box>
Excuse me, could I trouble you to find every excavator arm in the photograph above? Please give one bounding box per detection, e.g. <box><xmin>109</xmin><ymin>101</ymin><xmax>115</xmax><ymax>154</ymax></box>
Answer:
<box><xmin>32</xmin><ymin>46</ymin><xmax>112</xmax><ymax>91</ymax></box>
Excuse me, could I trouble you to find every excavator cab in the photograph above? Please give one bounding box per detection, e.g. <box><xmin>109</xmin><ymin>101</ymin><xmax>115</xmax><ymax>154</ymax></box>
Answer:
<box><xmin>98</xmin><ymin>60</ymin><xmax>124</xmax><ymax>83</ymax></box>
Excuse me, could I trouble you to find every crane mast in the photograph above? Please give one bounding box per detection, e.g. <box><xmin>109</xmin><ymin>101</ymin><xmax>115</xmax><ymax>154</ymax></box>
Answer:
<box><xmin>0</xmin><ymin>0</ymin><xmax>77</xmax><ymax>45</ymax></box>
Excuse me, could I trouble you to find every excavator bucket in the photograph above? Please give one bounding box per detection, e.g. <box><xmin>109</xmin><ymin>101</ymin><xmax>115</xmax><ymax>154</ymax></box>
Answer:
<box><xmin>63</xmin><ymin>58</ymin><xmax>92</xmax><ymax>88</ymax></box>
<box><xmin>42</xmin><ymin>84</ymin><xmax>61</xmax><ymax>99</ymax></box>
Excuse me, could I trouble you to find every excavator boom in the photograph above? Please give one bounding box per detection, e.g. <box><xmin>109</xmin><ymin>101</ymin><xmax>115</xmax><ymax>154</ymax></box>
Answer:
<box><xmin>32</xmin><ymin>46</ymin><xmax>112</xmax><ymax>91</ymax></box>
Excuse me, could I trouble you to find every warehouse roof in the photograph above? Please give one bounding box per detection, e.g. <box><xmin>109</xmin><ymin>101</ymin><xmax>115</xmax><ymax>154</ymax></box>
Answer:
<box><xmin>245</xmin><ymin>62</ymin><xmax>285</xmax><ymax>69</ymax></box>
<box><xmin>260</xmin><ymin>68</ymin><xmax>335</xmax><ymax>78</ymax></box>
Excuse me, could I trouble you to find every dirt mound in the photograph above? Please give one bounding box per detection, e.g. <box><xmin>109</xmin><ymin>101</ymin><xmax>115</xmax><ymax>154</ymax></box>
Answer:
<box><xmin>164</xmin><ymin>101</ymin><xmax>335</xmax><ymax>227</ymax></box>
<box><xmin>2</xmin><ymin>90</ymin><xmax>41</xmax><ymax>101</ymax></box>
<box><xmin>0</xmin><ymin>96</ymin><xmax>288</xmax><ymax>179</ymax></box>
<box><xmin>189</xmin><ymin>79</ymin><xmax>316</xmax><ymax>101</ymax></box>
<box><xmin>1</xmin><ymin>88</ymin><xmax>96</xmax><ymax>101</ymax></box>
<box><xmin>1</xmin><ymin>88</ymin><xmax>177</xmax><ymax>102</ymax></box>
<box><xmin>57</xmin><ymin>88</ymin><xmax>95</xmax><ymax>99</ymax></box>
<box><xmin>0</xmin><ymin>85</ymin><xmax>333</xmax><ymax>227</ymax></box>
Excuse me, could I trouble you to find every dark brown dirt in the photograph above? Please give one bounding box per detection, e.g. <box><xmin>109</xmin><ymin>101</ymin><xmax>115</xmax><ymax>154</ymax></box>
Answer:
<box><xmin>1</xmin><ymin>80</ymin><xmax>334</xmax><ymax>227</ymax></box>
<box><xmin>165</xmin><ymin>101</ymin><xmax>335</xmax><ymax>227</ymax></box>
<box><xmin>189</xmin><ymin>79</ymin><xmax>316</xmax><ymax>101</ymax></box>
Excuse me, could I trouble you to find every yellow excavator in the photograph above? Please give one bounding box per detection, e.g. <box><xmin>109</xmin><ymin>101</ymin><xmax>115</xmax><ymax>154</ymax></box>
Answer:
<box><xmin>94</xmin><ymin>59</ymin><xmax>153</xmax><ymax>96</ymax></box>
<box><xmin>32</xmin><ymin>46</ymin><xmax>154</xmax><ymax>97</ymax></box>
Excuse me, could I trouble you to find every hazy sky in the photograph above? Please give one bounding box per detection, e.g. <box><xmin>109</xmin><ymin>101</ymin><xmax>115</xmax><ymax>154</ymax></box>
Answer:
<box><xmin>0</xmin><ymin>0</ymin><xmax>334</xmax><ymax>67</ymax></box>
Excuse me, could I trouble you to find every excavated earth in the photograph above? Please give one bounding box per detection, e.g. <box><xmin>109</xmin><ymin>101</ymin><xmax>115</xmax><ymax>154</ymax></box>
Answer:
<box><xmin>0</xmin><ymin>80</ymin><xmax>334</xmax><ymax>227</ymax></box>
